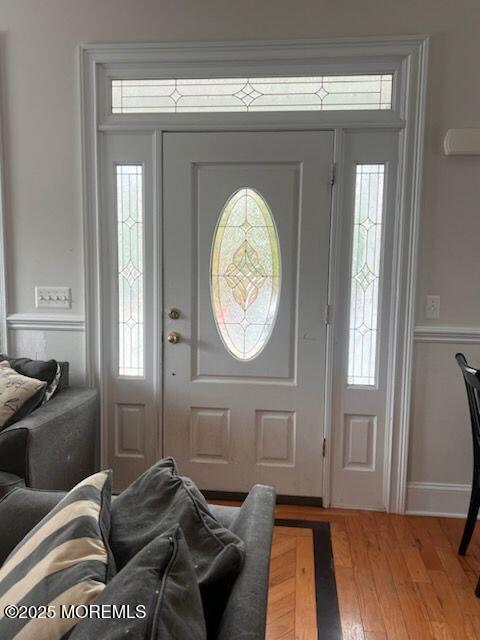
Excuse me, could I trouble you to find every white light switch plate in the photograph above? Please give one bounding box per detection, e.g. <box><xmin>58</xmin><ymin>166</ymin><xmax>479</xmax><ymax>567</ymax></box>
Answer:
<box><xmin>425</xmin><ymin>295</ymin><xmax>440</xmax><ymax>320</ymax></box>
<box><xmin>35</xmin><ymin>286</ymin><xmax>71</xmax><ymax>309</ymax></box>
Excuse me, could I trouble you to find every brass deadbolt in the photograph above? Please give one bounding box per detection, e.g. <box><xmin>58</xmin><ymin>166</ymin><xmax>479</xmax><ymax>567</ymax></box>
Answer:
<box><xmin>168</xmin><ymin>308</ymin><xmax>180</xmax><ymax>320</ymax></box>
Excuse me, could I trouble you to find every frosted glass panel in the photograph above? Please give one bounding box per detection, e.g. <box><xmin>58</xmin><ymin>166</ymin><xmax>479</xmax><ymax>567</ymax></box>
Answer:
<box><xmin>116</xmin><ymin>165</ymin><xmax>144</xmax><ymax>377</ymax></box>
<box><xmin>348</xmin><ymin>164</ymin><xmax>385</xmax><ymax>386</ymax></box>
<box><xmin>112</xmin><ymin>75</ymin><xmax>392</xmax><ymax>113</ymax></box>
<box><xmin>211</xmin><ymin>188</ymin><xmax>281</xmax><ymax>361</ymax></box>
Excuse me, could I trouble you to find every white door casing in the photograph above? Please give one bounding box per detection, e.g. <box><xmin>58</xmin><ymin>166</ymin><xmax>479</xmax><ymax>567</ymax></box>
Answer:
<box><xmin>82</xmin><ymin>38</ymin><xmax>428</xmax><ymax>509</ymax></box>
<box><xmin>163</xmin><ymin>131</ymin><xmax>333</xmax><ymax>496</ymax></box>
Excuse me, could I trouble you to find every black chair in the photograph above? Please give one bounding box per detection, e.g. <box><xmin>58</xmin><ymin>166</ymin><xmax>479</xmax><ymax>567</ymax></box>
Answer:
<box><xmin>456</xmin><ymin>354</ymin><xmax>480</xmax><ymax>572</ymax></box>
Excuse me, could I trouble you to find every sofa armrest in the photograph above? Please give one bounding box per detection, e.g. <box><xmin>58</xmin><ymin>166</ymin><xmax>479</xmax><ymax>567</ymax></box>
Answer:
<box><xmin>216</xmin><ymin>484</ymin><xmax>276</xmax><ymax>640</ymax></box>
<box><xmin>0</xmin><ymin>487</ymin><xmax>65</xmax><ymax>564</ymax></box>
<box><xmin>0</xmin><ymin>387</ymin><xmax>99</xmax><ymax>490</ymax></box>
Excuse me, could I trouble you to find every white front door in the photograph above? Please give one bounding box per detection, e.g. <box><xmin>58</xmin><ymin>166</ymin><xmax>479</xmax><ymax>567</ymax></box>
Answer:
<box><xmin>163</xmin><ymin>131</ymin><xmax>333</xmax><ymax>497</ymax></box>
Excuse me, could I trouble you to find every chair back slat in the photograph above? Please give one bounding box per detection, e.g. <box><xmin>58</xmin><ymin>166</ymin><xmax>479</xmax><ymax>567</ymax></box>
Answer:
<box><xmin>456</xmin><ymin>353</ymin><xmax>480</xmax><ymax>470</ymax></box>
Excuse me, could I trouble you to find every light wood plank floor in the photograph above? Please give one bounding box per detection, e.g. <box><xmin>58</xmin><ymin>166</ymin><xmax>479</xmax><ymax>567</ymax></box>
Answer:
<box><xmin>267</xmin><ymin>524</ymin><xmax>318</xmax><ymax>639</ymax></box>
<box><xmin>267</xmin><ymin>504</ymin><xmax>480</xmax><ymax>640</ymax></box>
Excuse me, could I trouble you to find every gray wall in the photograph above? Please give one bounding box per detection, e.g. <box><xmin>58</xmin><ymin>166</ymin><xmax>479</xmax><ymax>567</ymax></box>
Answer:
<box><xmin>1</xmin><ymin>0</ymin><xmax>479</xmax><ymax>508</ymax></box>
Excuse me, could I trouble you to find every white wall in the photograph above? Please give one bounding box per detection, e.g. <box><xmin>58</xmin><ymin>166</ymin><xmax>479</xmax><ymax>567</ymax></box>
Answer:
<box><xmin>407</xmin><ymin>342</ymin><xmax>480</xmax><ymax>516</ymax></box>
<box><xmin>8</xmin><ymin>327</ymin><xmax>85</xmax><ymax>385</ymax></box>
<box><xmin>1</xmin><ymin>0</ymin><xmax>479</xmax><ymax>511</ymax></box>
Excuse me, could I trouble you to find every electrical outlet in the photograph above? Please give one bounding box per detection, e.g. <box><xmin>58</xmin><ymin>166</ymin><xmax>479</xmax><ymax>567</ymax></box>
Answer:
<box><xmin>425</xmin><ymin>295</ymin><xmax>440</xmax><ymax>320</ymax></box>
<box><xmin>35</xmin><ymin>286</ymin><xmax>71</xmax><ymax>309</ymax></box>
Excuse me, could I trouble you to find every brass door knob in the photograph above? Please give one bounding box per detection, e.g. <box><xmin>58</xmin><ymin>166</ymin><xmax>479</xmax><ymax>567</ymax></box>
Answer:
<box><xmin>168</xmin><ymin>308</ymin><xmax>180</xmax><ymax>320</ymax></box>
<box><xmin>167</xmin><ymin>331</ymin><xmax>180</xmax><ymax>344</ymax></box>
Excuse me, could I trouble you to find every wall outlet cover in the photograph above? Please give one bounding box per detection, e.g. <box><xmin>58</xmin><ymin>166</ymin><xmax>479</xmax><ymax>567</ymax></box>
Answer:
<box><xmin>425</xmin><ymin>295</ymin><xmax>440</xmax><ymax>320</ymax></box>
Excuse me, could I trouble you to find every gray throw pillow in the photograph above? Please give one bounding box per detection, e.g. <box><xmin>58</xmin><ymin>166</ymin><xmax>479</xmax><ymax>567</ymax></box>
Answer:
<box><xmin>110</xmin><ymin>458</ymin><xmax>245</xmax><ymax>637</ymax></box>
<box><xmin>70</xmin><ymin>526</ymin><xmax>206</xmax><ymax>640</ymax></box>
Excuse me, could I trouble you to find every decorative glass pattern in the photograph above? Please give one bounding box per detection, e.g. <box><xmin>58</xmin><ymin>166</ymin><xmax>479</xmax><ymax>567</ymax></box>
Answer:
<box><xmin>112</xmin><ymin>75</ymin><xmax>392</xmax><ymax>113</ymax></box>
<box><xmin>210</xmin><ymin>188</ymin><xmax>281</xmax><ymax>361</ymax></box>
<box><xmin>116</xmin><ymin>165</ymin><xmax>144</xmax><ymax>377</ymax></box>
<box><xmin>348</xmin><ymin>164</ymin><xmax>385</xmax><ymax>386</ymax></box>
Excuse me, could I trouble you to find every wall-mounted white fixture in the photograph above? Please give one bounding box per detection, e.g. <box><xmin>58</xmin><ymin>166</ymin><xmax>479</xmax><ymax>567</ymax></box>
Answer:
<box><xmin>444</xmin><ymin>129</ymin><xmax>480</xmax><ymax>155</ymax></box>
<box><xmin>35</xmin><ymin>286</ymin><xmax>71</xmax><ymax>309</ymax></box>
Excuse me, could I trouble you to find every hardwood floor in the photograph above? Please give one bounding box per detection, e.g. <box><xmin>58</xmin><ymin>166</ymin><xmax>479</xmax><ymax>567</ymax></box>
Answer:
<box><xmin>267</xmin><ymin>524</ymin><xmax>318</xmax><ymax>639</ymax></box>
<box><xmin>267</xmin><ymin>504</ymin><xmax>480</xmax><ymax>640</ymax></box>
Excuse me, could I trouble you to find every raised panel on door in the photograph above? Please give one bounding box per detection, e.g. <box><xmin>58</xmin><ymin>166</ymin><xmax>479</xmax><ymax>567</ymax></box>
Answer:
<box><xmin>163</xmin><ymin>131</ymin><xmax>333</xmax><ymax>497</ymax></box>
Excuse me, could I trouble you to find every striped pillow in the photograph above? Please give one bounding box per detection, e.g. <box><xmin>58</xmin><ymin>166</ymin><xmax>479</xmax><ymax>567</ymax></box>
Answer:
<box><xmin>0</xmin><ymin>470</ymin><xmax>115</xmax><ymax>640</ymax></box>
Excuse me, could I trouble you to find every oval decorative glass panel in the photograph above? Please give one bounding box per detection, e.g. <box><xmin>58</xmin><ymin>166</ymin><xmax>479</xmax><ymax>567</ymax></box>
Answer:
<box><xmin>210</xmin><ymin>188</ymin><xmax>281</xmax><ymax>361</ymax></box>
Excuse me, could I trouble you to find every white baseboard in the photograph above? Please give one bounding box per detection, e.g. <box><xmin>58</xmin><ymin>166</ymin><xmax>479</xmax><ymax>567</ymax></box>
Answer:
<box><xmin>406</xmin><ymin>481</ymin><xmax>474</xmax><ymax>517</ymax></box>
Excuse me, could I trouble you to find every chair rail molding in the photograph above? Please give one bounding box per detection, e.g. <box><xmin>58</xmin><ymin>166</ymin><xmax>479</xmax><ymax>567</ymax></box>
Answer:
<box><xmin>7</xmin><ymin>313</ymin><xmax>86</xmax><ymax>332</ymax></box>
<box><xmin>414</xmin><ymin>325</ymin><xmax>480</xmax><ymax>344</ymax></box>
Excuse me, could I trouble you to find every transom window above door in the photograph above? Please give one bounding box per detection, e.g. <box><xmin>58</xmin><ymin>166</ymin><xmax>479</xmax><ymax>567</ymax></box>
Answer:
<box><xmin>111</xmin><ymin>74</ymin><xmax>393</xmax><ymax>113</ymax></box>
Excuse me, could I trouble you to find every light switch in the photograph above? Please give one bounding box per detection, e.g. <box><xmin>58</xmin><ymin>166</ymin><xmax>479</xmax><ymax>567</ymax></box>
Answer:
<box><xmin>425</xmin><ymin>295</ymin><xmax>440</xmax><ymax>320</ymax></box>
<box><xmin>35</xmin><ymin>286</ymin><xmax>71</xmax><ymax>309</ymax></box>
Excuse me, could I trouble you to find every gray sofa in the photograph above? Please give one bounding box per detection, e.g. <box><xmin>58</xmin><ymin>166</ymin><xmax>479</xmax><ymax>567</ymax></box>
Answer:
<box><xmin>0</xmin><ymin>363</ymin><xmax>99</xmax><ymax>497</ymax></box>
<box><xmin>0</xmin><ymin>483</ymin><xmax>275</xmax><ymax>640</ymax></box>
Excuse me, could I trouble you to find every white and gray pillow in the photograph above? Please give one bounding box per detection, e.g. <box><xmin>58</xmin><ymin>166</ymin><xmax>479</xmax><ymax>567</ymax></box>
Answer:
<box><xmin>70</xmin><ymin>526</ymin><xmax>207</xmax><ymax>640</ymax></box>
<box><xmin>0</xmin><ymin>356</ymin><xmax>61</xmax><ymax>405</ymax></box>
<box><xmin>43</xmin><ymin>363</ymin><xmax>62</xmax><ymax>403</ymax></box>
<box><xmin>0</xmin><ymin>361</ymin><xmax>47</xmax><ymax>429</ymax></box>
<box><xmin>0</xmin><ymin>470</ymin><xmax>115</xmax><ymax>639</ymax></box>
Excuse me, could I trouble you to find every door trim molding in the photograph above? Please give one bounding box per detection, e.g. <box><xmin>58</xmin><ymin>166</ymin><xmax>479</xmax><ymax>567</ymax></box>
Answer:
<box><xmin>80</xmin><ymin>36</ymin><xmax>429</xmax><ymax>509</ymax></box>
<box><xmin>387</xmin><ymin>37</ymin><xmax>429</xmax><ymax>513</ymax></box>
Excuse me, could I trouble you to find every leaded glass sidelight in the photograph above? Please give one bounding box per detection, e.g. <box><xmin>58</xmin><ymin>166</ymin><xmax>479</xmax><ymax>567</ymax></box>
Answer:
<box><xmin>210</xmin><ymin>188</ymin><xmax>281</xmax><ymax>361</ymax></box>
<box><xmin>348</xmin><ymin>165</ymin><xmax>385</xmax><ymax>386</ymax></box>
<box><xmin>116</xmin><ymin>165</ymin><xmax>144</xmax><ymax>377</ymax></box>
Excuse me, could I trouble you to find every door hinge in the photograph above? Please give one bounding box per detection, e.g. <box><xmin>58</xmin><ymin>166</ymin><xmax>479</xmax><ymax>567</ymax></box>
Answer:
<box><xmin>324</xmin><ymin>303</ymin><xmax>332</xmax><ymax>325</ymax></box>
<box><xmin>330</xmin><ymin>162</ymin><xmax>336</xmax><ymax>186</ymax></box>
<box><xmin>322</xmin><ymin>438</ymin><xmax>327</xmax><ymax>457</ymax></box>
